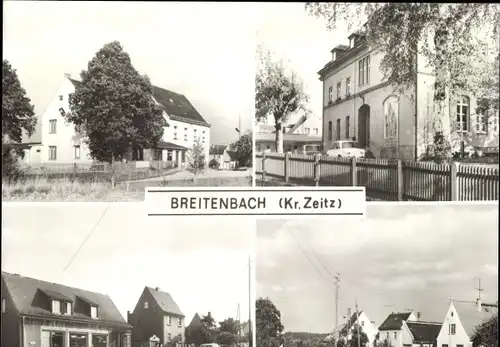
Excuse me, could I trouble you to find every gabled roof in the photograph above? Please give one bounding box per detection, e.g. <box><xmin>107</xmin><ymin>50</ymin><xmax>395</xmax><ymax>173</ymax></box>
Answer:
<box><xmin>187</xmin><ymin>312</ymin><xmax>203</xmax><ymax>328</ymax></box>
<box><xmin>210</xmin><ymin>144</ymin><xmax>228</xmax><ymax>155</ymax></box>
<box><xmin>405</xmin><ymin>321</ymin><xmax>442</xmax><ymax>343</ymax></box>
<box><xmin>146</xmin><ymin>286</ymin><xmax>184</xmax><ymax>317</ymax></box>
<box><xmin>452</xmin><ymin>301</ymin><xmax>496</xmax><ymax>337</ymax></box>
<box><xmin>379</xmin><ymin>312</ymin><xmax>413</xmax><ymax>331</ymax></box>
<box><xmin>2</xmin><ymin>272</ymin><xmax>130</xmax><ymax>328</ymax></box>
<box><xmin>68</xmin><ymin>77</ymin><xmax>209</xmax><ymax>127</ymax></box>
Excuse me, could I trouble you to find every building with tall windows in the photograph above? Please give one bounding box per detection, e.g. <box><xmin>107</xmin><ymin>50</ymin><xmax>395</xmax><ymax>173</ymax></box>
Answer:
<box><xmin>318</xmin><ymin>30</ymin><xmax>498</xmax><ymax>160</ymax></box>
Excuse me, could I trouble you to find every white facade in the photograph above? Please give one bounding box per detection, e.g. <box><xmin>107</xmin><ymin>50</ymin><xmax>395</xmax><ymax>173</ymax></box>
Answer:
<box><xmin>345</xmin><ymin>311</ymin><xmax>379</xmax><ymax>347</ymax></box>
<box><xmin>380</xmin><ymin>312</ymin><xmax>417</xmax><ymax>347</ymax></box>
<box><xmin>436</xmin><ymin>302</ymin><xmax>472</xmax><ymax>347</ymax></box>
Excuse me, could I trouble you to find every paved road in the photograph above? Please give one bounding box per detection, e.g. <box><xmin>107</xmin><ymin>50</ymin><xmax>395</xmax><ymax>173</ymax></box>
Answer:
<box><xmin>132</xmin><ymin>168</ymin><xmax>252</xmax><ymax>182</ymax></box>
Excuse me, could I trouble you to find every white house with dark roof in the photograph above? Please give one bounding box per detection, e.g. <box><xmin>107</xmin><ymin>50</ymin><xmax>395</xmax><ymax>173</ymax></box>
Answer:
<box><xmin>1</xmin><ymin>271</ymin><xmax>132</xmax><ymax>347</ymax></box>
<box><xmin>22</xmin><ymin>73</ymin><xmax>211</xmax><ymax>168</ymax></box>
<box><xmin>127</xmin><ymin>286</ymin><xmax>185</xmax><ymax>347</ymax></box>
<box><xmin>378</xmin><ymin>311</ymin><xmax>418</xmax><ymax>347</ymax></box>
<box><xmin>401</xmin><ymin>320</ymin><xmax>443</xmax><ymax>347</ymax></box>
<box><xmin>339</xmin><ymin>310</ymin><xmax>379</xmax><ymax>347</ymax></box>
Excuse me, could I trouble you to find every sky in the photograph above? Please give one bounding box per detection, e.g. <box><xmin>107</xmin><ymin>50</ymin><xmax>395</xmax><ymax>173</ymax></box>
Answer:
<box><xmin>2</xmin><ymin>203</ymin><xmax>255</xmax><ymax>326</ymax></box>
<box><xmin>257</xmin><ymin>3</ymin><xmax>351</xmax><ymax>126</ymax></box>
<box><xmin>3</xmin><ymin>1</ymin><xmax>258</xmax><ymax>145</ymax></box>
<box><xmin>256</xmin><ymin>203</ymin><xmax>499</xmax><ymax>334</ymax></box>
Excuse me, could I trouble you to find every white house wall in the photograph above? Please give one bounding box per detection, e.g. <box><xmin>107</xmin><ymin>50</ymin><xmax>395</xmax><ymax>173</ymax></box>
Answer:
<box><xmin>436</xmin><ymin>303</ymin><xmax>471</xmax><ymax>347</ymax></box>
<box><xmin>161</xmin><ymin>118</ymin><xmax>211</xmax><ymax>163</ymax></box>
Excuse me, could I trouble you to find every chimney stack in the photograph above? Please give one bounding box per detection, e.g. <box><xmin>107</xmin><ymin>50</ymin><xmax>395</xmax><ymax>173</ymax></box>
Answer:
<box><xmin>155</xmin><ymin>287</ymin><xmax>160</xmax><ymax>291</ymax></box>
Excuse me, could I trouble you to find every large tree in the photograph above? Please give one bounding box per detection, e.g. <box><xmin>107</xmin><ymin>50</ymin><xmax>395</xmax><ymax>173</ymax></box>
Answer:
<box><xmin>255</xmin><ymin>46</ymin><xmax>309</xmax><ymax>153</ymax></box>
<box><xmin>200</xmin><ymin>312</ymin><xmax>217</xmax><ymax>343</ymax></box>
<box><xmin>64</xmin><ymin>41</ymin><xmax>166</xmax><ymax>163</ymax></box>
<box><xmin>256</xmin><ymin>298</ymin><xmax>284</xmax><ymax>347</ymax></box>
<box><xmin>305</xmin><ymin>3</ymin><xmax>500</xmax><ymax>157</ymax></box>
<box><xmin>472</xmin><ymin>314</ymin><xmax>498</xmax><ymax>347</ymax></box>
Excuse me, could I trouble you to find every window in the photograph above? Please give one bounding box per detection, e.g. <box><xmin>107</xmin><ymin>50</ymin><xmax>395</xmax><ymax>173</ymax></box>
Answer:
<box><xmin>451</xmin><ymin>311</ymin><xmax>454</xmax><ymax>317</ymax></box>
<box><xmin>167</xmin><ymin>315</ymin><xmax>172</xmax><ymax>325</ymax></box>
<box><xmin>361</xmin><ymin>321</ymin><xmax>365</xmax><ymax>327</ymax></box>
<box><xmin>456</xmin><ymin>96</ymin><xmax>469</xmax><ymax>132</ymax></box>
<box><xmin>184</xmin><ymin>128</ymin><xmax>188</xmax><ymax>141</ymax></box>
<box><xmin>358</xmin><ymin>56</ymin><xmax>370</xmax><ymax>86</ymax></box>
<box><xmin>174</xmin><ymin>126</ymin><xmax>178</xmax><ymax>140</ymax></box>
<box><xmin>2</xmin><ymin>298</ymin><xmax>5</xmax><ymax>313</ymax></box>
<box><xmin>336</xmin><ymin>82</ymin><xmax>341</xmax><ymax>100</ymax></box>
<box><xmin>177</xmin><ymin>334</ymin><xmax>182</xmax><ymax>342</ymax></box>
<box><xmin>167</xmin><ymin>150</ymin><xmax>173</xmax><ymax>161</ymax></box>
<box><xmin>346</xmin><ymin>116</ymin><xmax>350</xmax><ymax>139</ymax></box>
<box><xmin>346</xmin><ymin>77</ymin><xmax>351</xmax><ymax>96</ymax></box>
<box><xmin>328</xmin><ymin>86</ymin><xmax>333</xmax><ymax>103</ymax></box>
<box><xmin>475</xmin><ymin>114</ymin><xmax>487</xmax><ymax>133</ymax></box>
<box><xmin>336</xmin><ymin>119</ymin><xmax>341</xmax><ymax>141</ymax></box>
<box><xmin>49</xmin><ymin>146</ymin><xmax>57</xmax><ymax>160</ymax></box>
<box><xmin>194</xmin><ymin>128</ymin><xmax>197</xmax><ymax>140</ymax></box>
<box><xmin>49</xmin><ymin>119</ymin><xmax>57</xmax><ymax>134</ymax></box>
<box><xmin>62</xmin><ymin>302</ymin><xmax>71</xmax><ymax>315</ymax></box>
<box><xmin>90</xmin><ymin>306</ymin><xmax>98</xmax><ymax>319</ymax></box>
<box><xmin>394</xmin><ymin>332</ymin><xmax>397</xmax><ymax>339</ymax></box>
<box><xmin>70</xmin><ymin>333</ymin><xmax>87</xmax><ymax>347</ymax></box>
<box><xmin>178</xmin><ymin>317</ymin><xmax>182</xmax><ymax>327</ymax></box>
<box><xmin>46</xmin><ymin>331</ymin><xmax>63</xmax><ymax>347</ymax></box>
<box><xmin>144</xmin><ymin>301</ymin><xmax>149</xmax><ymax>309</ymax></box>
<box><xmin>442</xmin><ymin>344</ymin><xmax>448</xmax><ymax>347</ymax></box>
<box><xmin>305</xmin><ymin>128</ymin><xmax>310</xmax><ymax>134</ymax></box>
<box><xmin>450</xmin><ymin>323</ymin><xmax>456</xmax><ymax>335</ymax></box>
<box><xmin>328</xmin><ymin>121</ymin><xmax>333</xmax><ymax>141</ymax></box>
<box><xmin>314</xmin><ymin>128</ymin><xmax>319</xmax><ymax>135</ymax></box>
<box><xmin>74</xmin><ymin>145</ymin><xmax>81</xmax><ymax>159</ymax></box>
<box><xmin>52</xmin><ymin>300</ymin><xmax>61</xmax><ymax>314</ymax></box>
<box><xmin>386</xmin><ymin>333</ymin><xmax>389</xmax><ymax>339</ymax></box>
<box><xmin>384</xmin><ymin>96</ymin><xmax>399</xmax><ymax>139</ymax></box>
<box><xmin>168</xmin><ymin>334</ymin><xmax>172</xmax><ymax>342</ymax></box>
<box><xmin>92</xmin><ymin>334</ymin><xmax>108</xmax><ymax>347</ymax></box>
<box><xmin>59</xmin><ymin>95</ymin><xmax>63</xmax><ymax>101</ymax></box>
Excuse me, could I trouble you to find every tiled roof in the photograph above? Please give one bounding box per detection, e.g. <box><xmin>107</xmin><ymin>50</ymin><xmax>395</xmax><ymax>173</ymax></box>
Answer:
<box><xmin>146</xmin><ymin>286</ymin><xmax>184</xmax><ymax>317</ymax></box>
<box><xmin>68</xmin><ymin>78</ymin><xmax>209</xmax><ymax>127</ymax></box>
<box><xmin>210</xmin><ymin>144</ymin><xmax>228</xmax><ymax>155</ymax></box>
<box><xmin>187</xmin><ymin>313</ymin><xmax>203</xmax><ymax>328</ymax></box>
<box><xmin>157</xmin><ymin>140</ymin><xmax>188</xmax><ymax>151</ymax></box>
<box><xmin>2</xmin><ymin>272</ymin><xmax>130</xmax><ymax>328</ymax></box>
<box><xmin>406</xmin><ymin>321</ymin><xmax>442</xmax><ymax>343</ymax></box>
<box><xmin>379</xmin><ymin>312</ymin><xmax>413</xmax><ymax>331</ymax></box>
<box><xmin>452</xmin><ymin>301</ymin><xmax>496</xmax><ymax>337</ymax></box>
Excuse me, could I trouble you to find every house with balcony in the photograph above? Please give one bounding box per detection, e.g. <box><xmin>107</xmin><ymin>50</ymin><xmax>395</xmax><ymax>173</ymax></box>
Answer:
<box><xmin>21</xmin><ymin>73</ymin><xmax>211</xmax><ymax>168</ymax></box>
<box><xmin>318</xmin><ymin>30</ymin><xmax>499</xmax><ymax>160</ymax></box>
<box><xmin>1</xmin><ymin>271</ymin><xmax>132</xmax><ymax>347</ymax></box>
<box><xmin>127</xmin><ymin>286</ymin><xmax>185</xmax><ymax>347</ymax></box>
<box><xmin>255</xmin><ymin>112</ymin><xmax>322</xmax><ymax>153</ymax></box>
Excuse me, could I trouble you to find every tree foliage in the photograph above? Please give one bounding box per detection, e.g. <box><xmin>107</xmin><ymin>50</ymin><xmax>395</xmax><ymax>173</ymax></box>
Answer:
<box><xmin>2</xmin><ymin>59</ymin><xmax>36</xmax><ymax>180</ymax></box>
<box><xmin>348</xmin><ymin>325</ymin><xmax>369</xmax><ymax>347</ymax></box>
<box><xmin>305</xmin><ymin>3</ymin><xmax>500</xmax><ymax>156</ymax></box>
<box><xmin>472</xmin><ymin>314</ymin><xmax>498</xmax><ymax>347</ymax></box>
<box><xmin>64</xmin><ymin>41</ymin><xmax>166</xmax><ymax>163</ymax></box>
<box><xmin>230</xmin><ymin>131</ymin><xmax>253</xmax><ymax>167</ymax></box>
<box><xmin>186</xmin><ymin>137</ymin><xmax>206</xmax><ymax>176</ymax></box>
<box><xmin>256</xmin><ymin>298</ymin><xmax>284</xmax><ymax>347</ymax></box>
<box><xmin>255</xmin><ymin>46</ymin><xmax>309</xmax><ymax>153</ymax></box>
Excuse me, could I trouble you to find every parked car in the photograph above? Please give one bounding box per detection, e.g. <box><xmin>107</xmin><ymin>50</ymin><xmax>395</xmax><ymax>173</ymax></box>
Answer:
<box><xmin>302</xmin><ymin>144</ymin><xmax>322</xmax><ymax>155</ymax></box>
<box><xmin>326</xmin><ymin>140</ymin><xmax>365</xmax><ymax>158</ymax></box>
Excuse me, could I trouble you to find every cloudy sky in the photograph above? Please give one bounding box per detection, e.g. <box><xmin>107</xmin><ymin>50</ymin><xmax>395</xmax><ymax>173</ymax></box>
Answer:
<box><xmin>2</xmin><ymin>203</ymin><xmax>254</xmax><ymax>326</ymax></box>
<box><xmin>3</xmin><ymin>1</ymin><xmax>258</xmax><ymax>145</ymax></box>
<box><xmin>256</xmin><ymin>203</ymin><xmax>498</xmax><ymax>333</ymax></box>
<box><xmin>257</xmin><ymin>3</ymin><xmax>351</xmax><ymax>125</ymax></box>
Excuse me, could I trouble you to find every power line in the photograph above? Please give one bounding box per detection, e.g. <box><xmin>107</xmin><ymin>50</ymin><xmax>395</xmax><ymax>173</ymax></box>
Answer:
<box><xmin>63</xmin><ymin>204</ymin><xmax>110</xmax><ymax>271</ymax></box>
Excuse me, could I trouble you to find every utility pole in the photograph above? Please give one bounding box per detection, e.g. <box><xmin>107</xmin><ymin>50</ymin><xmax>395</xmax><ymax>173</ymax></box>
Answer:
<box><xmin>248</xmin><ymin>256</ymin><xmax>252</xmax><ymax>347</ymax></box>
<box><xmin>335</xmin><ymin>273</ymin><xmax>341</xmax><ymax>347</ymax></box>
<box><xmin>239</xmin><ymin>113</ymin><xmax>242</xmax><ymax>140</ymax></box>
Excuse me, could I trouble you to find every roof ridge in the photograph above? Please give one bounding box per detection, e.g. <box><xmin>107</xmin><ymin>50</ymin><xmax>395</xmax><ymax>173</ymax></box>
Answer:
<box><xmin>406</xmin><ymin>321</ymin><xmax>442</xmax><ymax>325</ymax></box>
<box><xmin>2</xmin><ymin>272</ymin><xmax>108</xmax><ymax>297</ymax></box>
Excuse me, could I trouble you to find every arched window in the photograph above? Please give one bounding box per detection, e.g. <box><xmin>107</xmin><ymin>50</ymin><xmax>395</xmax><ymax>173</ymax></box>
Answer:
<box><xmin>383</xmin><ymin>96</ymin><xmax>399</xmax><ymax>139</ymax></box>
<box><xmin>328</xmin><ymin>121</ymin><xmax>333</xmax><ymax>141</ymax></box>
<box><xmin>456</xmin><ymin>96</ymin><xmax>470</xmax><ymax>132</ymax></box>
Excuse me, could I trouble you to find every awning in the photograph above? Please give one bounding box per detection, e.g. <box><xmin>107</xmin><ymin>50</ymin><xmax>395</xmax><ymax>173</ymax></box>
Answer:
<box><xmin>155</xmin><ymin>141</ymin><xmax>188</xmax><ymax>151</ymax></box>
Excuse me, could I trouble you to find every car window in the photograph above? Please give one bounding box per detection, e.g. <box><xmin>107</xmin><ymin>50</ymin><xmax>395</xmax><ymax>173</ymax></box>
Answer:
<box><xmin>332</xmin><ymin>143</ymin><xmax>340</xmax><ymax>150</ymax></box>
<box><xmin>343</xmin><ymin>142</ymin><xmax>356</xmax><ymax>149</ymax></box>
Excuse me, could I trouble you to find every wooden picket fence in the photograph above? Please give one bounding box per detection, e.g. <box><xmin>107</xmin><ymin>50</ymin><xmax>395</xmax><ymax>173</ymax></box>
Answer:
<box><xmin>255</xmin><ymin>152</ymin><xmax>499</xmax><ymax>201</ymax></box>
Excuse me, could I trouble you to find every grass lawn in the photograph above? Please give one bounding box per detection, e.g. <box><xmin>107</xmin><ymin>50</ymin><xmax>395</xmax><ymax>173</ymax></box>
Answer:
<box><xmin>2</xmin><ymin>174</ymin><xmax>252</xmax><ymax>202</ymax></box>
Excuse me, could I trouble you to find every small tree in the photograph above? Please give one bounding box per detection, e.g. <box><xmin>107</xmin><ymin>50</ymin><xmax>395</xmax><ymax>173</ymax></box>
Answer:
<box><xmin>230</xmin><ymin>131</ymin><xmax>253</xmax><ymax>167</ymax></box>
<box><xmin>348</xmin><ymin>325</ymin><xmax>369</xmax><ymax>347</ymax></box>
<box><xmin>64</xmin><ymin>41</ymin><xmax>166</xmax><ymax>163</ymax></box>
<box><xmin>472</xmin><ymin>314</ymin><xmax>498</xmax><ymax>347</ymax></box>
<box><xmin>2</xmin><ymin>59</ymin><xmax>37</xmax><ymax>180</ymax></box>
<box><xmin>186</xmin><ymin>138</ymin><xmax>206</xmax><ymax>180</ymax></box>
<box><xmin>200</xmin><ymin>312</ymin><xmax>217</xmax><ymax>343</ymax></box>
<box><xmin>255</xmin><ymin>46</ymin><xmax>309</xmax><ymax>153</ymax></box>
<box><xmin>256</xmin><ymin>298</ymin><xmax>284</xmax><ymax>347</ymax></box>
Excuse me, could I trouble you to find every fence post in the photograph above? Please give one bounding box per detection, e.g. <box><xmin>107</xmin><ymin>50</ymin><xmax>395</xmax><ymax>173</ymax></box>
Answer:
<box><xmin>284</xmin><ymin>152</ymin><xmax>290</xmax><ymax>184</ymax></box>
<box><xmin>450</xmin><ymin>162</ymin><xmax>460</xmax><ymax>201</ymax></box>
<box><xmin>397</xmin><ymin>160</ymin><xmax>404</xmax><ymax>201</ymax></box>
<box><xmin>313</xmin><ymin>154</ymin><xmax>321</xmax><ymax>186</ymax></box>
<box><xmin>351</xmin><ymin>157</ymin><xmax>357</xmax><ymax>186</ymax></box>
<box><xmin>261</xmin><ymin>152</ymin><xmax>267</xmax><ymax>182</ymax></box>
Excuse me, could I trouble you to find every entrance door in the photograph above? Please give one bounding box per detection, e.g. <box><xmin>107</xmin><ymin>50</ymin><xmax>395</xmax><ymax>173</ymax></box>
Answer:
<box><xmin>41</xmin><ymin>331</ymin><xmax>51</xmax><ymax>347</ymax></box>
<box><xmin>358</xmin><ymin>104</ymin><xmax>371</xmax><ymax>148</ymax></box>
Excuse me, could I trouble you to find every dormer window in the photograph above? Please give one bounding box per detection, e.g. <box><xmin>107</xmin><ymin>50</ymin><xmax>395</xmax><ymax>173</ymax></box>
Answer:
<box><xmin>91</xmin><ymin>305</ymin><xmax>98</xmax><ymax>319</ymax></box>
<box><xmin>52</xmin><ymin>300</ymin><xmax>61</xmax><ymax>314</ymax></box>
<box><xmin>332</xmin><ymin>51</ymin><xmax>337</xmax><ymax>61</ymax></box>
<box><xmin>61</xmin><ymin>302</ymin><xmax>72</xmax><ymax>315</ymax></box>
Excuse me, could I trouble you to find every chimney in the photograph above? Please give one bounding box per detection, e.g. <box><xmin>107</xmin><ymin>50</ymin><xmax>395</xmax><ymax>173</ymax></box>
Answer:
<box><xmin>476</xmin><ymin>298</ymin><xmax>482</xmax><ymax>312</ymax></box>
<box><xmin>64</xmin><ymin>73</ymin><xmax>71</xmax><ymax>79</ymax></box>
<box><xmin>416</xmin><ymin>312</ymin><xmax>421</xmax><ymax>321</ymax></box>
<box><xmin>155</xmin><ymin>287</ymin><xmax>160</xmax><ymax>291</ymax></box>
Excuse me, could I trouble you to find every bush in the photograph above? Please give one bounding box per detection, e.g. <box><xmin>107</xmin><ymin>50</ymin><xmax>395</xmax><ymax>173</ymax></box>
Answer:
<box><xmin>209</xmin><ymin>159</ymin><xmax>220</xmax><ymax>169</ymax></box>
<box><xmin>2</xmin><ymin>145</ymin><xmax>26</xmax><ymax>183</ymax></box>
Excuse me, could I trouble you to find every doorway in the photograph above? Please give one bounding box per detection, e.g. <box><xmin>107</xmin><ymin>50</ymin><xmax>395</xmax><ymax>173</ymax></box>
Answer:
<box><xmin>358</xmin><ymin>104</ymin><xmax>371</xmax><ymax>148</ymax></box>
